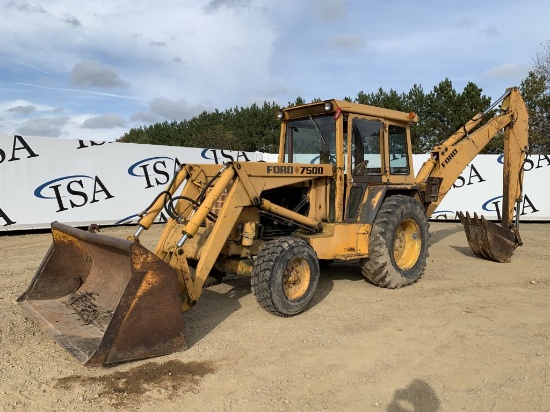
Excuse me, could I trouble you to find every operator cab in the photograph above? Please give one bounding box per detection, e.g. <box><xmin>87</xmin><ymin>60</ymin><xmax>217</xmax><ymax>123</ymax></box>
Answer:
<box><xmin>277</xmin><ymin>100</ymin><xmax>418</xmax><ymax>223</ymax></box>
<box><xmin>278</xmin><ymin>100</ymin><xmax>416</xmax><ymax>182</ymax></box>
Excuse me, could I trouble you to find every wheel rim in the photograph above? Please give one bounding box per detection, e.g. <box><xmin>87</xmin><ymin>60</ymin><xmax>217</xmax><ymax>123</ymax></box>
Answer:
<box><xmin>283</xmin><ymin>258</ymin><xmax>311</xmax><ymax>300</ymax></box>
<box><xmin>393</xmin><ymin>218</ymin><xmax>422</xmax><ymax>270</ymax></box>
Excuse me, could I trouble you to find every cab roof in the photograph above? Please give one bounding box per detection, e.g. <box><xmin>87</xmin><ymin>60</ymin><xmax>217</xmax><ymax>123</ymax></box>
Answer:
<box><xmin>281</xmin><ymin>99</ymin><xmax>418</xmax><ymax>124</ymax></box>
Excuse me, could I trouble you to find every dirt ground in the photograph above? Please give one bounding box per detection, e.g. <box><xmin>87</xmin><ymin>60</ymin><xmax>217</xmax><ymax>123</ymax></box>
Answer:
<box><xmin>0</xmin><ymin>222</ymin><xmax>549</xmax><ymax>412</ymax></box>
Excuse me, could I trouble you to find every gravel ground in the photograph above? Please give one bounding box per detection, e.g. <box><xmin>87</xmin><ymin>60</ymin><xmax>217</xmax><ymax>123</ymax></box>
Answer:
<box><xmin>0</xmin><ymin>222</ymin><xmax>549</xmax><ymax>411</ymax></box>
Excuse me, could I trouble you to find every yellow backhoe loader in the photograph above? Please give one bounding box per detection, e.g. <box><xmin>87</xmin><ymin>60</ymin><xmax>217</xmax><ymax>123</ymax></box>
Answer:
<box><xmin>18</xmin><ymin>87</ymin><xmax>528</xmax><ymax>366</ymax></box>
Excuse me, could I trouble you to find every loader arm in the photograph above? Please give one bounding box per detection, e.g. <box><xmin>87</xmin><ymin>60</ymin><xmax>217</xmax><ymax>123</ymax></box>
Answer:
<box><xmin>415</xmin><ymin>87</ymin><xmax>529</xmax><ymax>226</ymax></box>
<box><xmin>144</xmin><ymin>161</ymin><xmax>332</xmax><ymax>310</ymax></box>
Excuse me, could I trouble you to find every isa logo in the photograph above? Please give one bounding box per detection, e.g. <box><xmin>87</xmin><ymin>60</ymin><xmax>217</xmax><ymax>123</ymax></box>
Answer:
<box><xmin>34</xmin><ymin>175</ymin><xmax>114</xmax><ymax>212</ymax></box>
<box><xmin>482</xmin><ymin>194</ymin><xmax>539</xmax><ymax>219</ymax></box>
<box><xmin>128</xmin><ymin>156</ymin><xmax>182</xmax><ymax>189</ymax></box>
<box><xmin>497</xmin><ymin>154</ymin><xmax>550</xmax><ymax>171</ymax></box>
<box><xmin>0</xmin><ymin>135</ymin><xmax>39</xmax><ymax>163</ymax></box>
<box><xmin>201</xmin><ymin>149</ymin><xmax>251</xmax><ymax>164</ymax></box>
<box><xmin>129</xmin><ymin>150</ymin><xmax>254</xmax><ymax>189</ymax></box>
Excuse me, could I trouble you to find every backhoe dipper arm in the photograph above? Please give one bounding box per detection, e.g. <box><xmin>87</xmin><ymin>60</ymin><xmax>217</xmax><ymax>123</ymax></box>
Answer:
<box><xmin>415</xmin><ymin>87</ymin><xmax>529</xmax><ymax>227</ymax></box>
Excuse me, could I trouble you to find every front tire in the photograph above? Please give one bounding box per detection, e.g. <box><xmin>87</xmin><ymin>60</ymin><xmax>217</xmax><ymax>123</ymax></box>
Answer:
<box><xmin>360</xmin><ymin>195</ymin><xmax>430</xmax><ymax>288</ymax></box>
<box><xmin>251</xmin><ymin>237</ymin><xmax>320</xmax><ymax>317</ymax></box>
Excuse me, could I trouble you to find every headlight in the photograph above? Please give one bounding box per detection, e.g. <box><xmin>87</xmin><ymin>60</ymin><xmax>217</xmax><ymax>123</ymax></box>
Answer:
<box><xmin>324</xmin><ymin>101</ymin><xmax>333</xmax><ymax>112</ymax></box>
<box><xmin>276</xmin><ymin>111</ymin><xmax>284</xmax><ymax>120</ymax></box>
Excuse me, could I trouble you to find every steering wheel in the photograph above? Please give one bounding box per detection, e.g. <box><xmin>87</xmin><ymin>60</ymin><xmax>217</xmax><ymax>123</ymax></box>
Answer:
<box><xmin>318</xmin><ymin>153</ymin><xmax>337</xmax><ymax>165</ymax></box>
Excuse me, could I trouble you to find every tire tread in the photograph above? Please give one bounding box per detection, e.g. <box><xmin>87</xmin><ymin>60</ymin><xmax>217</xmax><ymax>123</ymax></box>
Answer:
<box><xmin>360</xmin><ymin>195</ymin><xmax>430</xmax><ymax>289</ymax></box>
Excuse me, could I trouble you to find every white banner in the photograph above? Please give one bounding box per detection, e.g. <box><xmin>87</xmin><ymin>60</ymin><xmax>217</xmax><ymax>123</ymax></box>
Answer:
<box><xmin>0</xmin><ymin>135</ymin><xmax>264</xmax><ymax>231</ymax></box>
<box><xmin>420</xmin><ymin>153</ymin><xmax>549</xmax><ymax>222</ymax></box>
<box><xmin>1</xmin><ymin>134</ymin><xmax>549</xmax><ymax>231</ymax></box>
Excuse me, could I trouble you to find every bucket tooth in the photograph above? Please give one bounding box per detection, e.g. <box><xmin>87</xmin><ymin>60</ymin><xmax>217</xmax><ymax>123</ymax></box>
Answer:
<box><xmin>18</xmin><ymin>222</ymin><xmax>186</xmax><ymax>366</ymax></box>
<box><xmin>458</xmin><ymin>211</ymin><xmax>519</xmax><ymax>263</ymax></box>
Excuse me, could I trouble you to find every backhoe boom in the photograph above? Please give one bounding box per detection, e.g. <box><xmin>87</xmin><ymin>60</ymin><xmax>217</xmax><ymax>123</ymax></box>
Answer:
<box><xmin>415</xmin><ymin>87</ymin><xmax>529</xmax><ymax>226</ymax></box>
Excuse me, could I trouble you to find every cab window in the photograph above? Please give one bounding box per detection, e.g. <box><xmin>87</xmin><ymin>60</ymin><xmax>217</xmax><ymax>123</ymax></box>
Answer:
<box><xmin>388</xmin><ymin>125</ymin><xmax>409</xmax><ymax>174</ymax></box>
<box><xmin>284</xmin><ymin>116</ymin><xmax>336</xmax><ymax>164</ymax></box>
<box><xmin>351</xmin><ymin>118</ymin><xmax>382</xmax><ymax>174</ymax></box>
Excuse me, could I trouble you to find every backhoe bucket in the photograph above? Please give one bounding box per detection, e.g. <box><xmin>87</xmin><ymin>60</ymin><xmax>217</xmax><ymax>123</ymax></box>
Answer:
<box><xmin>18</xmin><ymin>222</ymin><xmax>186</xmax><ymax>366</ymax></box>
<box><xmin>458</xmin><ymin>212</ymin><xmax>520</xmax><ymax>263</ymax></box>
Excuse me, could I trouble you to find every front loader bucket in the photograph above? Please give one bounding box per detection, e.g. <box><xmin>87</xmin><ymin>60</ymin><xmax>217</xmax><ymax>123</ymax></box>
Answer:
<box><xmin>458</xmin><ymin>212</ymin><xmax>520</xmax><ymax>263</ymax></box>
<box><xmin>18</xmin><ymin>222</ymin><xmax>186</xmax><ymax>366</ymax></box>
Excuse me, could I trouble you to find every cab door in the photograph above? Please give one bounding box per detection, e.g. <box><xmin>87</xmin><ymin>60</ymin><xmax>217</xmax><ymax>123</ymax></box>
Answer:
<box><xmin>347</xmin><ymin>115</ymin><xmax>387</xmax><ymax>183</ymax></box>
<box><xmin>386</xmin><ymin>123</ymin><xmax>414</xmax><ymax>184</ymax></box>
<box><xmin>344</xmin><ymin>115</ymin><xmax>414</xmax><ymax>222</ymax></box>
<box><xmin>344</xmin><ymin>114</ymin><xmax>386</xmax><ymax>221</ymax></box>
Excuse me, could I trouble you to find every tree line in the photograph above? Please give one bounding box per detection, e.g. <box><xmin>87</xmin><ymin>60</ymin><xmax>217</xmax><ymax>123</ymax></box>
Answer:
<box><xmin>119</xmin><ymin>44</ymin><xmax>550</xmax><ymax>154</ymax></box>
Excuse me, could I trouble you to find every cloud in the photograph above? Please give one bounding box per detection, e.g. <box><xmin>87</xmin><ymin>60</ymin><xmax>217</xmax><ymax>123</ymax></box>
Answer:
<box><xmin>316</xmin><ymin>0</ymin><xmax>347</xmax><ymax>21</ymax></box>
<box><xmin>63</xmin><ymin>13</ymin><xmax>81</xmax><ymax>27</ymax></box>
<box><xmin>82</xmin><ymin>114</ymin><xmax>126</xmax><ymax>129</ymax></box>
<box><xmin>456</xmin><ymin>18</ymin><xmax>475</xmax><ymax>28</ymax></box>
<box><xmin>1</xmin><ymin>99</ymin><xmax>59</xmax><ymax>114</ymax></box>
<box><xmin>16</xmin><ymin>116</ymin><xmax>70</xmax><ymax>137</ymax></box>
<box><xmin>5</xmin><ymin>0</ymin><xmax>48</xmax><ymax>14</ymax></box>
<box><xmin>482</xmin><ymin>26</ymin><xmax>500</xmax><ymax>37</ymax></box>
<box><xmin>130</xmin><ymin>111</ymin><xmax>161</xmax><ymax>124</ymax></box>
<box><xmin>7</xmin><ymin>104</ymin><xmax>36</xmax><ymax>115</ymax></box>
<box><xmin>71</xmin><ymin>61</ymin><xmax>131</xmax><ymax>89</ymax></box>
<box><xmin>484</xmin><ymin>63</ymin><xmax>527</xmax><ymax>79</ymax></box>
<box><xmin>203</xmin><ymin>0</ymin><xmax>253</xmax><ymax>13</ymax></box>
<box><xmin>1</xmin><ymin>0</ymin><xmax>544</xmax><ymax>141</ymax></box>
<box><xmin>327</xmin><ymin>35</ymin><xmax>366</xmax><ymax>50</ymax></box>
<box><xmin>149</xmin><ymin>98</ymin><xmax>207</xmax><ymax>121</ymax></box>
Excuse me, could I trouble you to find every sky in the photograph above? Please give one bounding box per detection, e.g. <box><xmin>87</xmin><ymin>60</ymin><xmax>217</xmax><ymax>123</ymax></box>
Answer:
<box><xmin>0</xmin><ymin>0</ymin><xmax>548</xmax><ymax>141</ymax></box>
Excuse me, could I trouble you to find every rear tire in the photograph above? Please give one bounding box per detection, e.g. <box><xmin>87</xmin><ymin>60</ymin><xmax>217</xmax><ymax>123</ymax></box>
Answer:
<box><xmin>360</xmin><ymin>195</ymin><xmax>429</xmax><ymax>288</ymax></box>
<box><xmin>251</xmin><ymin>237</ymin><xmax>320</xmax><ymax>317</ymax></box>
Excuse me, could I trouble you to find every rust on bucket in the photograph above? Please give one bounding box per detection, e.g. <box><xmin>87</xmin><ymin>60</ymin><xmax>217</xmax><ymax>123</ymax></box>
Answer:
<box><xmin>18</xmin><ymin>222</ymin><xmax>187</xmax><ymax>366</ymax></box>
<box><xmin>458</xmin><ymin>212</ymin><xmax>521</xmax><ymax>263</ymax></box>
